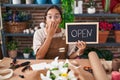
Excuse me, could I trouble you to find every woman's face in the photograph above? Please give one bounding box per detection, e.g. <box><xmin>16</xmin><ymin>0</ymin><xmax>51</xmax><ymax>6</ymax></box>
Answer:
<box><xmin>46</xmin><ymin>8</ymin><xmax>62</xmax><ymax>27</ymax></box>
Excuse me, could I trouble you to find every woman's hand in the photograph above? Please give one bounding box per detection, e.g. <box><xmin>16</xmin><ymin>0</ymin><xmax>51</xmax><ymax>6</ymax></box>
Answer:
<box><xmin>76</xmin><ymin>40</ymin><xmax>86</xmax><ymax>56</ymax></box>
<box><xmin>46</xmin><ymin>21</ymin><xmax>59</xmax><ymax>38</ymax></box>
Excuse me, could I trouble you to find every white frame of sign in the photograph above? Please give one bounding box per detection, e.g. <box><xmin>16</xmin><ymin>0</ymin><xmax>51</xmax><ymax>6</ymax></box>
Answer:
<box><xmin>66</xmin><ymin>22</ymin><xmax>99</xmax><ymax>44</ymax></box>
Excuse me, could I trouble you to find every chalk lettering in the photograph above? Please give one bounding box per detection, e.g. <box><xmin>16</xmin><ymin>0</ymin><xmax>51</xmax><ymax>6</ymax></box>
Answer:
<box><xmin>71</xmin><ymin>29</ymin><xmax>93</xmax><ymax>38</ymax></box>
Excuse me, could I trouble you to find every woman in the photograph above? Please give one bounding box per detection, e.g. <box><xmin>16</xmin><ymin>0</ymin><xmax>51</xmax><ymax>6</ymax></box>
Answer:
<box><xmin>33</xmin><ymin>5</ymin><xmax>86</xmax><ymax>59</ymax></box>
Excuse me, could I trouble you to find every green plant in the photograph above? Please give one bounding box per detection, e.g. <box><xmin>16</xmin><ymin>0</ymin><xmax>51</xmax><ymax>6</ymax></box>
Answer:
<box><xmin>80</xmin><ymin>48</ymin><xmax>113</xmax><ymax>60</ymax></box>
<box><xmin>23</xmin><ymin>47</ymin><xmax>33</xmax><ymax>53</ymax></box>
<box><xmin>85</xmin><ymin>0</ymin><xmax>96</xmax><ymax>7</ymax></box>
<box><xmin>7</xmin><ymin>41</ymin><xmax>18</xmax><ymax>50</ymax></box>
<box><xmin>60</xmin><ymin>0</ymin><xmax>74</xmax><ymax>29</ymax></box>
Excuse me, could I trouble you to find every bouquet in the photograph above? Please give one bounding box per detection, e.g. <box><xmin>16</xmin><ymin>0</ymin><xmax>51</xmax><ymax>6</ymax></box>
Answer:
<box><xmin>40</xmin><ymin>57</ymin><xmax>77</xmax><ymax>80</ymax></box>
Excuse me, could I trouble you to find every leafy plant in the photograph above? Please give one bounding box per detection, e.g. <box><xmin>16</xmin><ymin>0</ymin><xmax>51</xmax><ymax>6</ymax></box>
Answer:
<box><xmin>7</xmin><ymin>41</ymin><xmax>18</xmax><ymax>50</ymax></box>
<box><xmin>2</xmin><ymin>7</ymin><xmax>31</xmax><ymax>22</ymax></box>
<box><xmin>23</xmin><ymin>47</ymin><xmax>33</xmax><ymax>53</ymax></box>
<box><xmin>60</xmin><ymin>0</ymin><xmax>74</xmax><ymax>29</ymax></box>
<box><xmin>85</xmin><ymin>0</ymin><xmax>96</xmax><ymax>8</ymax></box>
<box><xmin>80</xmin><ymin>48</ymin><xmax>113</xmax><ymax>60</ymax></box>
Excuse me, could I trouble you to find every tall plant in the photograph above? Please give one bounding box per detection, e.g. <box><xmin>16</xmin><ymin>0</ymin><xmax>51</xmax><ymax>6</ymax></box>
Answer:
<box><xmin>60</xmin><ymin>0</ymin><xmax>74</xmax><ymax>29</ymax></box>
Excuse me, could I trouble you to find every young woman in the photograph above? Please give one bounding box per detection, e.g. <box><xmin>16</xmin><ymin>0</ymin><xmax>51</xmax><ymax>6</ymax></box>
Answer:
<box><xmin>33</xmin><ymin>5</ymin><xmax>86</xmax><ymax>59</ymax></box>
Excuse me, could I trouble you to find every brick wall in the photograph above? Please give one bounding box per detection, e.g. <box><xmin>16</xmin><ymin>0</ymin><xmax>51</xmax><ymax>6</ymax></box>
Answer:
<box><xmin>1</xmin><ymin>0</ymin><xmax>120</xmax><ymax>56</ymax></box>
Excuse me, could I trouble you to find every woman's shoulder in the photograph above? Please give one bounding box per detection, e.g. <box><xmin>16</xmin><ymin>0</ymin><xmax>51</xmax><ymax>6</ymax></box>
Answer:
<box><xmin>34</xmin><ymin>28</ymin><xmax>45</xmax><ymax>34</ymax></box>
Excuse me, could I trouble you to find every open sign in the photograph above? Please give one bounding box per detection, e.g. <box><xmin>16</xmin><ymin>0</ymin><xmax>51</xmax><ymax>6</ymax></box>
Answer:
<box><xmin>66</xmin><ymin>22</ymin><xmax>99</xmax><ymax>44</ymax></box>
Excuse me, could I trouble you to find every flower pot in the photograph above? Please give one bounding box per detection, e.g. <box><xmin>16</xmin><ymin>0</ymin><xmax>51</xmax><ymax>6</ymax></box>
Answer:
<box><xmin>26</xmin><ymin>0</ymin><xmax>33</xmax><ymax>4</ymax></box>
<box><xmin>51</xmin><ymin>0</ymin><xmax>60</xmax><ymax>4</ymax></box>
<box><xmin>12</xmin><ymin>0</ymin><xmax>21</xmax><ymax>4</ymax></box>
<box><xmin>8</xmin><ymin>50</ymin><xmax>17</xmax><ymax>58</ymax></box>
<box><xmin>114</xmin><ymin>30</ymin><xmax>120</xmax><ymax>43</ymax></box>
<box><xmin>87</xmin><ymin>6</ymin><xmax>96</xmax><ymax>14</ymax></box>
<box><xmin>99</xmin><ymin>31</ymin><xmax>109</xmax><ymax>43</ymax></box>
<box><xmin>36</xmin><ymin>0</ymin><xmax>46</xmax><ymax>4</ymax></box>
<box><xmin>23</xmin><ymin>53</ymin><xmax>30</xmax><ymax>58</ymax></box>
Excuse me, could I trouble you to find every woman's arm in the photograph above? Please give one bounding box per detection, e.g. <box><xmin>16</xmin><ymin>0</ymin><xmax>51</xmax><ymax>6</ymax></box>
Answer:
<box><xmin>36</xmin><ymin>22</ymin><xmax>59</xmax><ymax>59</ymax></box>
<box><xmin>36</xmin><ymin>36</ymin><xmax>52</xmax><ymax>59</ymax></box>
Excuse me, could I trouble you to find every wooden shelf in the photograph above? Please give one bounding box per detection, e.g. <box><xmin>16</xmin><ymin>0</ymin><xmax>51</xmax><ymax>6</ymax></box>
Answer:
<box><xmin>1</xmin><ymin>4</ymin><xmax>60</xmax><ymax>8</ymax></box>
<box><xmin>74</xmin><ymin>13</ymin><xmax>120</xmax><ymax>17</ymax></box>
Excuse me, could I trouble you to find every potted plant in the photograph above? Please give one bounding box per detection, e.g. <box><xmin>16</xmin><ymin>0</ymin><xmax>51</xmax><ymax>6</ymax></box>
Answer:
<box><xmin>85</xmin><ymin>0</ymin><xmax>96</xmax><ymax>14</ymax></box>
<box><xmin>2</xmin><ymin>8</ymin><xmax>31</xmax><ymax>33</ymax></box>
<box><xmin>7</xmin><ymin>41</ymin><xmax>18</xmax><ymax>58</ymax></box>
<box><xmin>99</xmin><ymin>21</ymin><xmax>113</xmax><ymax>43</ymax></box>
<box><xmin>113</xmin><ymin>22</ymin><xmax>120</xmax><ymax>43</ymax></box>
<box><xmin>23</xmin><ymin>47</ymin><xmax>33</xmax><ymax>58</ymax></box>
<box><xmin>60</xmin><ymin>0</ymin><xmax>74</xmax><ymax>29</ymax></box>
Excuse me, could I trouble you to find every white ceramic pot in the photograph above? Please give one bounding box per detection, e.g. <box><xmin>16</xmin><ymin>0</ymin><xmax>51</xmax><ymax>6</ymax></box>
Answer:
<box><xmin>12</xmin><ymin>0</ymin><xmax>21</xmax><ymax>4</ymax></box>
<box><xmin>26</xmin><ymin>0</ymin><xmax>33</xmax><ymax>4</ymax></box>
<box><xmin>87</xmin><ymin>7</ymin><xmax>96</xmax><ymax>14</ymax></box>
<box><xmin>23</xmin><ymin>53</ymin><xmax>30</xmax><ymax>58</ymax></box>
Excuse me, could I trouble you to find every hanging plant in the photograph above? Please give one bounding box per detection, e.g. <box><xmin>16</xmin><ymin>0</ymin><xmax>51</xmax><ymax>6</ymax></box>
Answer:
<box><xmin>60</xmin><ymin>0</ymin><xmax>74</xmax><ymax>29</ymax></box>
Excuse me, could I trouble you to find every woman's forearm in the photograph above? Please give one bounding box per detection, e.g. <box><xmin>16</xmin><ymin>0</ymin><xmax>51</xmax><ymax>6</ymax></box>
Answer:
<box><xmin>36</xmin><ymin>37</ymin><xmax>52</xmax><ymax>59</ymax></box>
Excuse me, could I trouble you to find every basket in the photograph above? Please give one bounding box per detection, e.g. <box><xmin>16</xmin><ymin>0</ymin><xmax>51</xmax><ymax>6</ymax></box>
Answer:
<box><xmin>5</xmin><ymin>22</ymin><xmax>27</xmax><ymax>33</ymax></box>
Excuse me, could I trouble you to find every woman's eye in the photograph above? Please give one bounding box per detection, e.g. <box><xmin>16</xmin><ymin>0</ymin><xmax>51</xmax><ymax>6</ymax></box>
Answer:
<box><xmin>48</xmin><ymin>16</ymin><xmax>52</xmax><ymax>19</ymax></box>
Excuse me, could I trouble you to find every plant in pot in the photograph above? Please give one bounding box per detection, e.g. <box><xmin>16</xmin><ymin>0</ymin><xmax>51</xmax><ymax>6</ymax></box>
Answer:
<box><xmin>60</xmin><ymin>0</ymin><xmax>74</xmax><ymax>29</ymax></box>
<box><xmin>7</xmin><ymin>41</ymin><xmax>18</xmax><ymax>58</ymax></box>
<box><xmin>23</xmin><ymin>47</ymin><xmax>33</xmax><ymax>59</ymax></box>
<box><xmin>85</xmin><ymin>0</ymin><xmax>96</xmax><ymax>14</ymax></box>
<box><xmin>99</xmin><ymin>21</ymin><xmax>113</xmax><ymax>43</ymax></box>
<box><xmin>112</xmin><ymin>22</ymin><xmax>120</xmax><ymax>43</ymax></box>
<box><xmin>2</xmin><ymin>7</ymin><xmax>31</xmax><ymax>33</ymax></box>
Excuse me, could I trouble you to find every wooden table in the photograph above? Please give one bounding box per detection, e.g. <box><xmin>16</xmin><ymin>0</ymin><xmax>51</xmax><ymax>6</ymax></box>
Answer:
<box><xmin>0</xmin><ymin>57</ymin><xmax>111</xmax><ymax>80</ymax></box>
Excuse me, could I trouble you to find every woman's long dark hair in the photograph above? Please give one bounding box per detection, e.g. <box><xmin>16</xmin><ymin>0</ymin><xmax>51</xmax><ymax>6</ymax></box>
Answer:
<box><xmin>44</xmin><ymin>5</ymin><xmax>62</xmax><ymax>21</ymax></box>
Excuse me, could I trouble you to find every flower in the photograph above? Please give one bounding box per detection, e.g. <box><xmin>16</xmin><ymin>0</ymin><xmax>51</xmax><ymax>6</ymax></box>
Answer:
<box><xmin>99</xmin><ymin>21</ymin><xmax>113</xmax><ymax>31</ymax></box>
<box><xmin>2</xmin><ymin>8</ymin><xmax>31</xmax><ymax>22</ymax></box>
<box><xmin>112</xmin><ymin>22</ymin><xmax>120</xmax><ymax>30</ymax></box>
<box><xmin>40</xmin><ymin>57</ymin><xmax>77</xmax><ymax>80</ymax></box>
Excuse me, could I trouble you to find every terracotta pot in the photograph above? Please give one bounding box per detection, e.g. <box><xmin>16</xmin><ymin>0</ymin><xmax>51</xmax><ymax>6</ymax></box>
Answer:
<box><xmin>114</xmin><ymin>30</ymin><xmax>120</xmax><ymax>43</ymax></box>
<box><xmin>8</xmin><ymin>50</ymin><xmax>17</xmax><ymax>58</ymax></box>
<box><xmin>99</xmin><ymin>31</ymin><xmax>109</xmax><ymax>43</ymax></box>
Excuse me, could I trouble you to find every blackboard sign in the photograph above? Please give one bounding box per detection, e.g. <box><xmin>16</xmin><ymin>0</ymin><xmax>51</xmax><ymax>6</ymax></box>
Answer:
<box><xmin>66</xmin><ymin>22</ymin><xmax>99</xmax><ymax>44</ymax></box>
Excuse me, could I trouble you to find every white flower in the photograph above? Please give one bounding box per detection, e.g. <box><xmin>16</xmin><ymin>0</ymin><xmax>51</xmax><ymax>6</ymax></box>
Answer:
<box><xmin>40</xmin><ymin>57</ymin><xmax>77</xmax><ymax>80</ymax></box>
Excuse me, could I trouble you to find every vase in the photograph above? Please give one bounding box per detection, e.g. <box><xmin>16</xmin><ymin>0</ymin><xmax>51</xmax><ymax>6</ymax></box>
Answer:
<box><xmin>26</xmin><ymin>0</ymin><xmax>33</xmax><ymax>4</ymax></box>
<box><xmin>12</xmin><ymin>0</ymin><xmax>21</xmax><ymax>4</ymax></box>
<box><xmin>114</xmin><ymin>30</ymin><xmax>120</xmax><ymax>43</ymax></box>
<box><xmin>36</xmin><ymin>0</ymin><xmax>46</xmax><ymax>4</ymax></box>
<box><xmin>51</xmin><ymin>0</ymin><xmax>60</xmax><ymax>4</ymax></box>
<box><xmin>87</xmin><ymin>6</ymin><xmax>96</xmax><ymax>14</ymax></box>
<box><xmin>99</xmin><ymin>31</ymin><xmax>109</xmax><ymax>43</ymax></box>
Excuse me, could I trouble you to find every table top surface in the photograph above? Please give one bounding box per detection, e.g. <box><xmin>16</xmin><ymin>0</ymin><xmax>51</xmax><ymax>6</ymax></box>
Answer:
<box><xmin>0</xmin><ymin>57</ymin><xmax>112</xmax><ymax>80</ymax></box>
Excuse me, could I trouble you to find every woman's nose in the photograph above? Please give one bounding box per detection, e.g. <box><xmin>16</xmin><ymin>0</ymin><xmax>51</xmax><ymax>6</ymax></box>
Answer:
<box><xmin>51</xmin><ymin>17</ymin><xmax>56</xmax><ymax>21</ymax></box>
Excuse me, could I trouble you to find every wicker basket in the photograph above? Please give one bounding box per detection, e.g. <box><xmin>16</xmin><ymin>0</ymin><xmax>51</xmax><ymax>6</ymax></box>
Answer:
<box><xmin>5</xmin><ymin>22</ymin><xmax>27</xmax><ymax>33</ymax></box>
